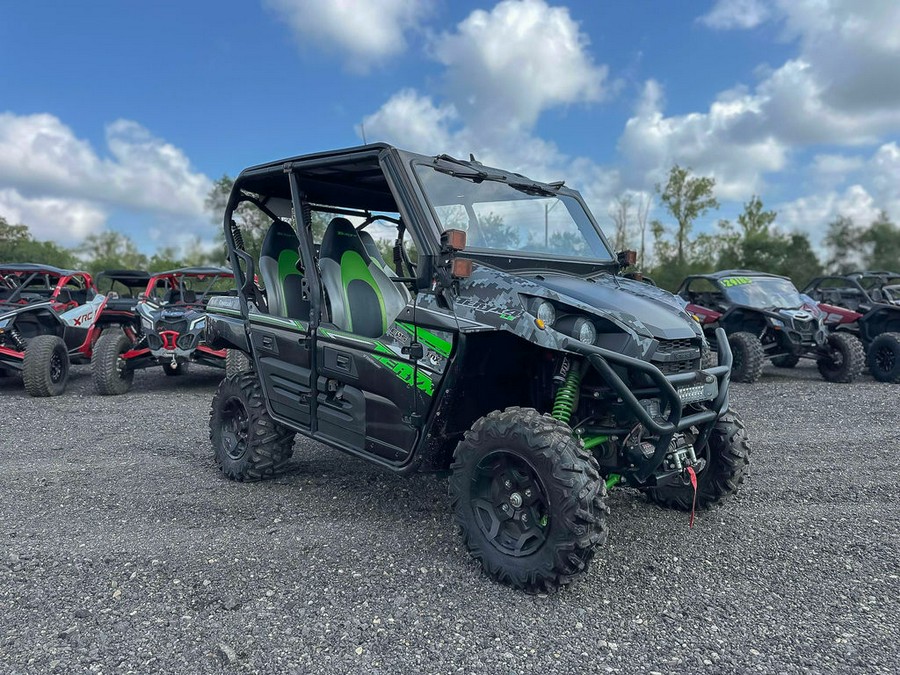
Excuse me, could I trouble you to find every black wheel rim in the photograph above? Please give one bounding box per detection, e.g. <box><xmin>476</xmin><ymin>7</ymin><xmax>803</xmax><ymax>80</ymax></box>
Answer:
<box><xmin>221</xmin><ymin>396</ymin><xmax>249</xmax><ymax>461</ymax></box>
<box><xmin>49</xmin><ymin>351</ymin><xmax>64</xmax><ymax>383</ymax></box>
<box><xmin>875</xmin><ymin>345</ymin><xmax>895</xmax><ymax>372</ymax></box>
<box><xmin>471</xmin><ymin>451</ymin><xmax>549</xmax><ymax>557</ymax></box>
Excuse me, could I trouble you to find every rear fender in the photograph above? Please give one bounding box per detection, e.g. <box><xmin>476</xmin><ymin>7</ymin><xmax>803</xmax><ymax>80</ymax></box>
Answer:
<box><xmin>207</xmin><ymin>312</ymin><xmax>249</xmax><ymax>352</ymax></box>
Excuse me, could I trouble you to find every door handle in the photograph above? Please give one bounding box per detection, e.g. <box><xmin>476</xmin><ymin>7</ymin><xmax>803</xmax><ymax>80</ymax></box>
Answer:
<box><xmin>262</xmin><ymin>335</ymin><xmax>274</xmax><ymax>349</ymax></box>
<box><xmin>336</xmin><ymin>353</ymin><xmax>351</xmax><ymax>370</ymax></box>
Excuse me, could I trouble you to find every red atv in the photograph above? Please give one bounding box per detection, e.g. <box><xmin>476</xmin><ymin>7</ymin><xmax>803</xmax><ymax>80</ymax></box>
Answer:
<box><xmin>91</xmin><ymin>267</ymin><xmax>236</xmax><ymax>394</ymax></box>
<box><xmin>0</xmin><ymin>263</ymin><xmax>108</xmax><ymax>396</ymax></box>
<box><xmin>803</xmin><ymin>271</ymin><xmax>900</xmax><ymax>383</ymax></box>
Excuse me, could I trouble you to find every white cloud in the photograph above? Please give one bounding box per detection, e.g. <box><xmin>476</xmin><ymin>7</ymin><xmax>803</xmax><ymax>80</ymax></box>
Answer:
<box><xmin>431</xmin><ymin>0</ymin><xmax>608</xmax><ymax>132</ymax></box>
<box><xmin>0</xmin><ymin>188</ymin><xmax>107</xmax><ymax>243</ymax></box>
<box><xmin>361</xmin><ymin>0</ymin><xmax>618</xmax><ymax>219</ymax></box>
<box><xmin>778</xmin><ymin>142</ymin><xmax>900</xmax><ymax>242</ymax></box>
<box><xmin>699</xmin><ymin>0</ymin><xmax>771</xmax><ymax>30</ymax></box>
<box><xmin>618</xmin><ymin>80</ymin><xmax>787</xmax><ymax>200</ymax></box>
<box><xmin>0</xmin><ymin>113</ymin><xmax>210</xmax><ymax>220</ymax></box>
<box><xmin>362</xmin><ymin>90</ymin><xmax>458</xmax><ymax>155</ymax></box>
<box><xmin>265</xmin><ymin>0</ymin><xmax>432</xmax><ymax>71</ymax></box>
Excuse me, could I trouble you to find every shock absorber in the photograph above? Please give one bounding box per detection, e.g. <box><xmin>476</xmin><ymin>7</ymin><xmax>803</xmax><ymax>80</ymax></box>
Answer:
<box><xmin>8</xmin><ymin>326</ymin><xmax>25</xmax><ymax>350</ymax></box>
<box><xmin>230</xmin><ymin>219</ymin><xmax>245</xmax><ymax>251</ymax></box>
<box><xmin>552</xmin><ymin>357</ymin><xmax>583</xmax><ymax>425</ymax></box>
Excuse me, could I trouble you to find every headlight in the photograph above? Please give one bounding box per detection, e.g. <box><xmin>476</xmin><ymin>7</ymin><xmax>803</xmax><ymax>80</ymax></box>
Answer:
<box><xmin>767</xmin><ymin>317</ymin><xmax>785</xmax><ymax>328</ymax></box>
<box><xmin>0</xmin><ymin>317</ymin><xmax>10</xmax><ymax>330</ymax></box>
<box><xmin>572</xmin><ymin>317</ymin><xmax>596</xmax><ymax>344</ymax></box>
<box><xmin>141</xmin><ymin>317</ymin><xmax>154</xmax><ymax>331</ymax></box>
<box><xmin>555</xmin><ymin>315</ymin><xmax>598</xmax><ymax>344</ymax></box>
<box><xmin>532</xmin><ymin>300</ymin><xmax>556</xmax><ymax>327</ymax></box>
<box><xmin>190</xmin><ymin>317</ymin><xmax>207</xmax><ymax>331</ymax></box>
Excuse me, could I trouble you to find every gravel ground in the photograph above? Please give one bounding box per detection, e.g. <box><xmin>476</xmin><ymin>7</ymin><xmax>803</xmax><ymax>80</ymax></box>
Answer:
<box><xmin>0</xmin><ymin>362</ymin><xmax>898</xmax><ymax>674</ymax></box>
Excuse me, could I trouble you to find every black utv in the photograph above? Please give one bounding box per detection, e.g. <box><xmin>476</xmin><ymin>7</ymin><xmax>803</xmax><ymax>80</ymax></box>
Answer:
<box><xmin>206</xmin><ymin>144</ymin><xmax>750</xmax><ymax>592</ymax></box>
<box><xmin>678</xmin><ymin>270</ymin><xmax>864</xmax><ymax>383</ymax></box>
<box><xmin>803</xmin><ymin>271</ymin><xmax>900</xmax><ymax>382</ymax></box>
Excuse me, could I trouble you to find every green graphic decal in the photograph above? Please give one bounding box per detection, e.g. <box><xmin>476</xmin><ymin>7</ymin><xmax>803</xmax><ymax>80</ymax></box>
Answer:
<box><xmin>499</xmin><ymin>313</ymin><xmax>516</xmax><ymax>321</ymax></box>
<box><xmin>373</xmin><ymin>343</ymin><xmax>435</xmax><ymax>395</ymax></box>
<box><xmin>721</xmin><ymin>276</ymin><xmax>752</xmax><ymax>288</ymax></box>
<box><xmin>396</xmin><ymin>322</ymin><xmax>453</xmax><ymax>358</ymax></box>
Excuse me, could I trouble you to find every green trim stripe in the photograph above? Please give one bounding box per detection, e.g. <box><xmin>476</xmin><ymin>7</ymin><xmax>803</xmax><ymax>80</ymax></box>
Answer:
<box><xmin>249</xmin><ymin>312</ymin><xmax>307</xmax><ymax>332</ymax></box>
<box><xmin>208</xmin><ymin>306</ymin><xmax>242</xmax><ymax>317</ymax></box>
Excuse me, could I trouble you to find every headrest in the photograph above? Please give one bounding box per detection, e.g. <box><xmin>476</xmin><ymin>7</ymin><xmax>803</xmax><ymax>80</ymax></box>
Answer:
<box><xmin>320</xmin><ymin>218</ymin><xmax>369</xmax><ymax>262</ymax></box>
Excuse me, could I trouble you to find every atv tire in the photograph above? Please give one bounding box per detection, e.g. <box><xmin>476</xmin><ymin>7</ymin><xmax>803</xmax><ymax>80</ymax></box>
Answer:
<box><xmin>817</xmin><ymin>332</ymin><xmax>864</xmax><ymax>383</ymax></box>
<box><xmin>449</xmin><ymin>407</ymin><xmax>608</xmax><ymax>594</ymax></box>
<box><xmin>646</xmin><ymin>410</ymin><xmax>751</xmax><ymax>511</ymax></box>
<box><xmin>23</xmin><ymin>335</ymin><xmax>70</xmax><ymax>397</ymax></box>
<box><xmin>771</xmin><ymin>353</ymin><xmax>800</xmax><ymax>368</ymax></box>
<box><xmin>92</xmin><ymin>331</ymin><xmax>135</xmax><ymax>395</ymax></box>
<box><xmin>210</xmin><ymin>371</ymin><xmax>295</xmax><ymax>481</ymax></box>
<box><xmin>225</xmin><ymin>349</ymin><xmax>251</xmax><ymax>378</ymax></box>
<box><xmin>162</xmin><ymin>360</ymin><xmax>189</xmax><ymax>376</ymax></box>
<box><xmin>867</xmin><ymin>332</ymin><xmax>900</xmax><ymax>383</ymax></box>
<box><xmin>728</xmin><ymin>332</ymin><xmax>765</xmax><ymax>383</ymax></box>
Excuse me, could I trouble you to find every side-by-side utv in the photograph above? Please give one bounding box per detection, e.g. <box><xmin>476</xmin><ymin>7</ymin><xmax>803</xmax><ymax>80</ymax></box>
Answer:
<box><xmin>204</xmin><ymin>144</ymin><xmax>750</xmax><ymax>593</ymax></box>
<box><xmin>91</xmin><ymin>267</ymin><xmax>235</xmax><ymax>394</ymax></box>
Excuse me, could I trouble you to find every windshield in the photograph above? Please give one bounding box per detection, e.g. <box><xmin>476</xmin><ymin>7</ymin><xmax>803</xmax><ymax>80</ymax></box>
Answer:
<box><xmin>720</xmin><ymin>276</ymin><xmax>805</xmax><ymax>309</ymax></box>
<box><xmin>414</xmin><ymin>164</ymin><xmax>613</xmax><ymax>260</ymax></box>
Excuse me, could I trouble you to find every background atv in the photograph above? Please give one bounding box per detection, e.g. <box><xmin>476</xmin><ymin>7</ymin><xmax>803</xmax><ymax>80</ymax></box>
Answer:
<box><xmin>803</xmin><ymin>271</ymin><xmax>900</xmax><ymax>383</ymax></box>
<box><xmin>677</xmin><ymin>270</ymin><xmax>864</xmax><ymax>384</ymax></box>
<box><xmin>205</xmin><ymin>144</ymin><xmax>750</xmax><ymax>593</ymax></box>
<box><xmin>0</xmin><ymin>263</ymin><xmax>108</xmax><ymax>396</ymax></box>
<box><xmin>92</xmin><ymin>267</ymin><xmax>235</xmax><ymax>394</ymax></box>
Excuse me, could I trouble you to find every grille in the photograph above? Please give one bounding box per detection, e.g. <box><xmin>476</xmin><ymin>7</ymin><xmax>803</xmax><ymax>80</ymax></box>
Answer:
<box><xmin>654</xmin><ymin>338</ymin><xmax>694</xmax><ymax>354</ymax></box>
<box><xmin>158</xmin><ymin>319</ymin><xmax>187</xmax><ymax>334</ymax></box>
<box><xmin>177</xmin><ymin>333</ymin><xmax>197</xmax><ymax>350</ymax></box>
<box><xmin>654</xmin><ymin>359</ymin><xmax>697</xmax><ymax>375</ymax></box>
<box><xmin>147</xmin><ymin>333</ymin><xmax>163</xmax><ymax>350</ymax></box>
<box><xmin>652</xmin><ymin>338</ymin><xmax>701</xmax><ymax>374</ymax></box>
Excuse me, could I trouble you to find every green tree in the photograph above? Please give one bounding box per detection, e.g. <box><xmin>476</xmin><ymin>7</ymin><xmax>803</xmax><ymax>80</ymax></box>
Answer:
<box><xmin>656</xmin><ymin>165</ymin><xmax>720</xmax><ymax>266</ymax></box>
<box><xmin>0</xmin><ymin>215</ymin><xmax>79</xmax><ymax>268</ymax></box>
<box><xmin>824</xmin><ymin>215</ymin><xmax>863</xmax><ymax>273</ymax></box>
<box><xmin>77</xmin><ymin>231</ymin><xmax>148</xmax><ymax>274</ymax></box>
<box><xmin>716</xmin><ymin>196</ymin><xmax>822</xmax><ymax>287</ymax></box>
<box><xmin>861</xmin><ymin>211</ymin><xmax>900</xmax><ymax>271</ymax></box>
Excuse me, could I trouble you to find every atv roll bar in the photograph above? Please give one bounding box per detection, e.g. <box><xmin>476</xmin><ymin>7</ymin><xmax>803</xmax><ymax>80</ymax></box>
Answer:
<box><xmin>561</xmin><ymin>327</ymin><xmax>732</xmax><ymax>482</ymax></box>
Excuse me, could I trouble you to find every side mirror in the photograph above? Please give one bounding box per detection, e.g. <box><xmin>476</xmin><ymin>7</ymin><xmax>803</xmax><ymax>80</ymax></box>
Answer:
<box><xmin>617</xmin><ymin>249</ymin><xmax>637</xmax><ymax>270</ymax></box>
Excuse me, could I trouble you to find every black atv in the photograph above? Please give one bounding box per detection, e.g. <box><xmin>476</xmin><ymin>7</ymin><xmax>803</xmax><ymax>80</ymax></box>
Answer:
<box><xmin>678</xmin><ymin>270</ymin><xmax>864</xmax><ymax>383</ymax></box>
<box><xmin>803</xmin><ymin>271</ymin><xmax>900</xmax><ymax>383</ymax></box>
<box><xmin>91</xmin><ymin>267</ymin><xmax>235</xmax><ymax>395</ymax></box>
<box><xmin>0</xmin><ymin>263</ymin><xmax>108</xmax><ymax>396</ymax></box>
<box><xmin>205</xmin><ymin>144</ymin><xmax>750</xmax><ymax>593</ymax></box>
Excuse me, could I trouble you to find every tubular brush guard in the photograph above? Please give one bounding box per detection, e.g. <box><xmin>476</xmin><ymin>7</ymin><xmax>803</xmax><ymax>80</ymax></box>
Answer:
<box><xmin>560</xmin><ymin>327</ymin><xmax>733</xmax><ymax>482</ymax></box>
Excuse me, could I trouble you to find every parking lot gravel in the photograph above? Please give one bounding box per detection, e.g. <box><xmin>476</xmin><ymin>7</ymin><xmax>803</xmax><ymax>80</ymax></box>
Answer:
<box><xmin>0</xmin><ymin>362</ymin><xmax>898</xmax><ymax>674</ymax></box>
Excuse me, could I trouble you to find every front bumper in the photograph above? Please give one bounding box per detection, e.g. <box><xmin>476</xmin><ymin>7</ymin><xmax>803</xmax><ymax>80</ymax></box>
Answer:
<box><xmin>561</xmin><ymin>327</ymin><xmax>732</xmax><ymax>482</ymax></box>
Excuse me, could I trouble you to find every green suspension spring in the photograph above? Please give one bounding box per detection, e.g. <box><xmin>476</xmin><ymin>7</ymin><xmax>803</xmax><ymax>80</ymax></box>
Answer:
<box><xmin>552</xmin><ymin>362</ymin><xmax>582</xmax><ymax>424</ymax></box>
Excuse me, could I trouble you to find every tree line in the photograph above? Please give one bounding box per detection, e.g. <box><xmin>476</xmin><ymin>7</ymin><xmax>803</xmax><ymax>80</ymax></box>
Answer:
<box><xmin>613</xmin><ymin>165</ymin><xmax>900</xmax><ymax>290</ymax></box>
<box><xmin>2</xmin><ymin>167</ymin><xmax>898</xmax><ymax>290</ymax></box>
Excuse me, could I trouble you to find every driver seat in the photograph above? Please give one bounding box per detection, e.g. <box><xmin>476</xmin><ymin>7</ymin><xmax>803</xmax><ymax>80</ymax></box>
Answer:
<box><xmin>259</xmin><ymin>220</ymin><xmax>308</xmax><ymax>319</ymax></box>
<box><xmin>319</xmin><ymin>218</ymin><xmax>407</xmax><ymax>337</ymax></box>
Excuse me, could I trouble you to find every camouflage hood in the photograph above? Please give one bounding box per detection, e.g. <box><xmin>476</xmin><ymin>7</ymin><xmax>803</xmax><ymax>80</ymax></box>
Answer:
<box><xmin>449</xmin><ymin>266</ymin><xmax>702</xmax><ymax>349</ymax></box>
<box><xmin>524</xmin><ymin>273</ymin><xmax>699</xmax><ymax>340</ymax></box>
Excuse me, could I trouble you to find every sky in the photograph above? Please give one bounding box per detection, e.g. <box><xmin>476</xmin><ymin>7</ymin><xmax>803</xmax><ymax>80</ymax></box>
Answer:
<box><xmin>2</xmin><ymin>0</ymin><xmax>899</xmax><ymax>256</ymax></box>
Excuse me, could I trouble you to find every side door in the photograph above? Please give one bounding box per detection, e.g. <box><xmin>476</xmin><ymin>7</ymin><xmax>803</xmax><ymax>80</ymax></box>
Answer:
<box><xmin>314</xmin><ymin>299</ymin><xmax>421</xmax><ymax>464</ymax></box>
<box><xmin>250</xmin><ymin>310</ymin><xmax>314</xmax><ymax>433</ymax></box>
